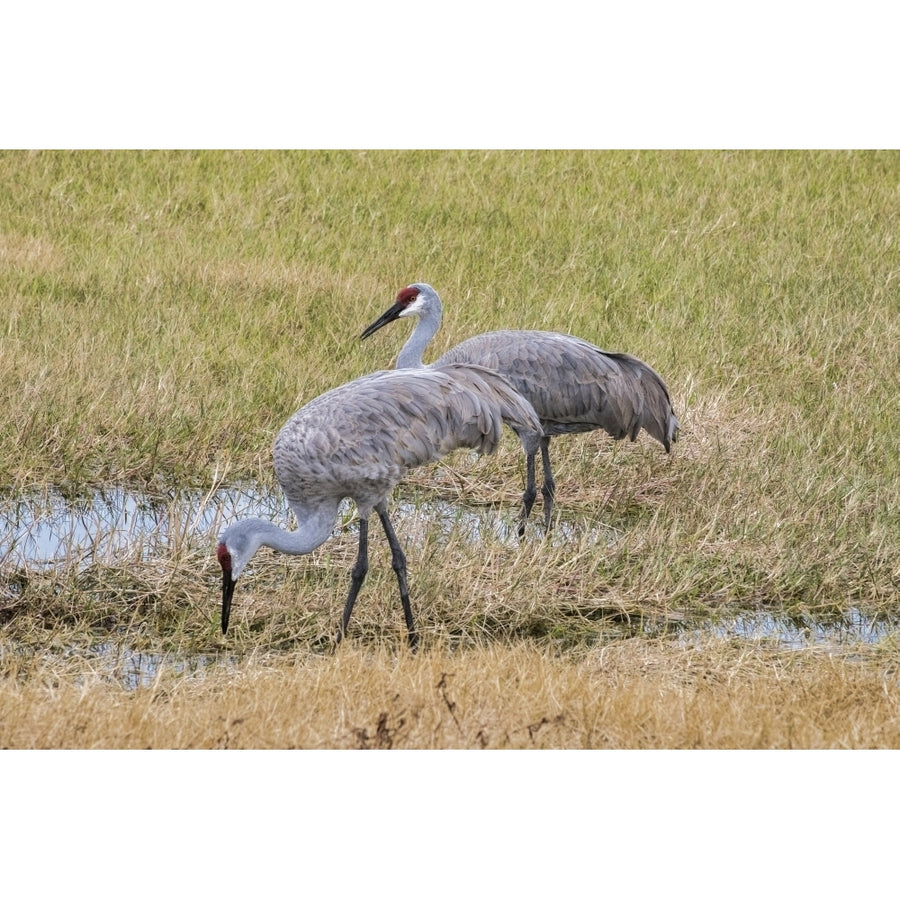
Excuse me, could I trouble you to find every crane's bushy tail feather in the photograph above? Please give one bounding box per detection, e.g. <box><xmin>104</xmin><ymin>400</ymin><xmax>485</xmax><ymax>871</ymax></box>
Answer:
<box><xmin>604</xmin><ymin>352</ymin><xmax>679</xmax><ymax>452</ymax></box>
<box><xmin>442</xmin><ymin>364</ymin><xmax>544</xmax><ymax>456</ymax></box>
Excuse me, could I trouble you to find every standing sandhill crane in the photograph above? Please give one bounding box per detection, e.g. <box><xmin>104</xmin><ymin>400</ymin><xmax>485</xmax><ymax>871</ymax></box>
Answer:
<box><xmin>217</xmin><ymin>364</ymin><xmax>542</xmax><ymax>647</ymax></box>
<box><xmin>361</xmin><ymin>283</ymin><xmax>679</xmax><ymax>533</ymax></box>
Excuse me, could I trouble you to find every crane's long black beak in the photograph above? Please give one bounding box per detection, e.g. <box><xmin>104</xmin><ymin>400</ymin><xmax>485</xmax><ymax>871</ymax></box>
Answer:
<box><xmin>221</xmin><ymin>571</ymin><xmax>235</xmax><ymax>634</ymax></box>
<box><xmin>361</xmin><ymin>302</ymin><xmax>404</xmax><ymax>340</ymax></box>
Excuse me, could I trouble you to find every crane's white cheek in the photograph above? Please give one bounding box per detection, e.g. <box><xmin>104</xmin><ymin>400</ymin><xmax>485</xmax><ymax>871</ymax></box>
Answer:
<box><xmin>400</xmin><ymin>297</ymin><xmax>425</xmax><ymax>318</ymax></box>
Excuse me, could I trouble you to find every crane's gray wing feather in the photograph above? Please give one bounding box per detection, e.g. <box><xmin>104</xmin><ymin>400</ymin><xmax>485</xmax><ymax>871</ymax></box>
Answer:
<box><xmin>436</xmin><ymin>331</ymin><xmax>678</xmax><ymax>451</ymax></box>
<box><xmin>272</xmin><ymin>367</ymin><xmax>542</xmax><ymax>514</ymax></box>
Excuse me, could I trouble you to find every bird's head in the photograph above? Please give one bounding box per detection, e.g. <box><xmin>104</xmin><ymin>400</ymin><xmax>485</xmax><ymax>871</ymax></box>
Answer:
<box><xmin>361</xmin><ymin>283</ymin><xmax>439</xmax><ymax>339</ymax></box>
<box><xmin>217</xmin><ymin>521</ymin><xmax>265</xmax><ymax>635</ymax></box>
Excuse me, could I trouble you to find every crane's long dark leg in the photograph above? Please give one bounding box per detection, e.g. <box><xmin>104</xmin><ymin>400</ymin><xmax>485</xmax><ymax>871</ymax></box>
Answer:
<box><xmin>540</xmin><ymin>437</ymin><xmax>556</xmax><ymax>532</ymax></box>
<box><xmin>337</xmin><ymin>516</ymin><xmax>369</xmax><ymax>645</ymax></box>
<box><xmin>376</xmin><ymin>503</ymin><xmax>418</xmax><ymax>649</ymax></box>
<box><xmin>518</xmin><ymin>450</ymin><xmax>539</xmax><ymax>537</ymax></box>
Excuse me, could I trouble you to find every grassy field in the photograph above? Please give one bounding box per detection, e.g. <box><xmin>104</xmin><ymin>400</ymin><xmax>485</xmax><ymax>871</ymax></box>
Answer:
<box><xmin>1</xmin><ymin>149</ymin><xmax>898</xmax><ymax>748</ymax></box>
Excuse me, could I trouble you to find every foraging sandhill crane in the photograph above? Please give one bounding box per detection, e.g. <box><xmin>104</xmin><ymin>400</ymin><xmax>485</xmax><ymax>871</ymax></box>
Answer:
<box><xmin>217</xmin><ymin>365</ymin><xmax>542</xmax><ymax>647</ymax></box>
<box><xmin>361</xmin><ymin>283</ymin><xmax>679</xmax><ymax>532</ymax></box>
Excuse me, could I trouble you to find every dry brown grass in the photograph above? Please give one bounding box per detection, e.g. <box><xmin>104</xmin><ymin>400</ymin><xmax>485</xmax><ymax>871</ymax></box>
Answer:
<box><xmin>2</xmin><ymin>639</ymin><xmax>897</xmax><ymax>749</ymax></box>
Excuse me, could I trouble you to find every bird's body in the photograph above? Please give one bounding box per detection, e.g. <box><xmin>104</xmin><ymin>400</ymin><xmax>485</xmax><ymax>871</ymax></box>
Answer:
<box><xmin>439</xmin><ymin>331</ymin><xmax>677</xmax><ymax>447</ymax></box>
<box><xmin>361</xmin><ymin>283</ymin><xmax>679</xmax><ymax>530</ymax></box>
<box><xmin>217</xmin><ymin>365</ymin><xmax>542</xmax><ymax>645</ymax></box>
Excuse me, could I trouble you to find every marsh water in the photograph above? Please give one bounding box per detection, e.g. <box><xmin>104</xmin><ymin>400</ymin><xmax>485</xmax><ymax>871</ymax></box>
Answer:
<box><xmin>1</xmin><ymin>485</ymin><xmax>893</xmax><ymax>689</ymax></box>
<box><xmin>64</xmin><ymin>606</ymin><xmax>892</xmax><ymax>691</ymax></box>
<box><xmin>1</xmin><ymin>483</ymin><xmax>285</xmax><ymax>570</ymax></box>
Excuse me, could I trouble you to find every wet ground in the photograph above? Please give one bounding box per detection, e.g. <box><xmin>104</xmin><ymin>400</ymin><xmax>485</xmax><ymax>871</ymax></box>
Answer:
<box><xmin>1</xmin><ymin>485</ymin><xmax>894</xmax><ymax>689</ymax></box>
<box><xmin>55</xmin><ymin>607</ymin><xmax>892</xmax><ymax>691</ymax></box>
<box><xmin>1</xmin><ymin>483</ymin><xmax>285</xmax><ymax>570</ymax></box>
<box><xmin>0</xmin><ymin>483</ymin><xmax>614</xmax><ymax>569</ymax></box>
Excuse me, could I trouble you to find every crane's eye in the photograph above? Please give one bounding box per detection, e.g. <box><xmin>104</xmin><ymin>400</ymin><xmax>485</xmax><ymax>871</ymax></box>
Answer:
<box><xmin>396</xmin><ymin>287</ymin><xmax>419</xmax><ymax>306</ymax></box>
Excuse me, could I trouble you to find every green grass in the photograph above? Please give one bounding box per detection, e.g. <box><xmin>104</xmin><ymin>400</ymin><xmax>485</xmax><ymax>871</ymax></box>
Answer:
<box><xmin>1</xmin><ymin>148</ymin><xmax>898</xmax><ymax>649</ymax></box>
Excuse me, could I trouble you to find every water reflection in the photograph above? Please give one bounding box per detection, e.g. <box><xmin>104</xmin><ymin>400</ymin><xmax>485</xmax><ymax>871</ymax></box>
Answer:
<box><xmin>0</xmin><ymin>484</ymin><xmax>284</xmax><ymax>569</ymax></box>
<box><xmin>0</xmin><ymin>484</ymin><xmax>615</xmax><ymax>570</ymax></box>
<box><xmin>64</xmin><ymin>642</ymin><xmax>234</xmax><ymax>691</ymax></box>
<box><xmin>681</xmin><ymin>607</ymin><xmax>893</xmax><ymax>649</ymax></box>
<box><xmin>393</xmin><ymin>497</ymin><xmax>619</xmax><ymax>549</ymax></box>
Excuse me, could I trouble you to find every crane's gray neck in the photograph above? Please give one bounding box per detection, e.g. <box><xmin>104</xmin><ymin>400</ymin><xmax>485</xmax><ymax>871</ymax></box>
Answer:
<box><xmin>256</xmin><ymin>518</ymin><xmax>332</xmax><ymax>555</ymax></box>
<box><xmin>221</xmin><ymin>498</ymin><xmax>339</xmax><ymax>579</ymax></box>
<box><xmin>397</xmin><ymin>284</ymin><xmax>442</xmax><ymax>368</ymax></box>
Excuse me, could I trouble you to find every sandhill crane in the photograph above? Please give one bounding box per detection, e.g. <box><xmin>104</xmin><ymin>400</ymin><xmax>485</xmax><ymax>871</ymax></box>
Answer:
<box><xmin>217</xmin><ymin>364</ymin><xmax>542</xmax><ymax>647</ymax></box>
<box><xmin>361</xmin><ymin>283</ymin><xmax>679</xmax><ymax>533</ymax></box>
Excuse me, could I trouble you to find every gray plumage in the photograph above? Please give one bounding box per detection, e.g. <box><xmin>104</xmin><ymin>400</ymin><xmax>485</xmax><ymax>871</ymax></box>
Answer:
<box><xmin>361</xmin><ymin>283</ymin><xmax>679</xmax><ymax>531</ymax></box>
<box><xmin>217</xmin><ymin>364</ymin><xmax>543</xmax><ymax>646</ymax></box>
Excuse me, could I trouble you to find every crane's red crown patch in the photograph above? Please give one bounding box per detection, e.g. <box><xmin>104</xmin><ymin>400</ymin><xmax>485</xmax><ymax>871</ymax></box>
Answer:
<box><xmin>396</xmin><ymin>286</ymin><xmax>419</xmax><ymax>306</ymax></box>
<box><xmin>217</xmin><ymin>542</ymin><xmax>232</xmax><ymax>572</ymax></box>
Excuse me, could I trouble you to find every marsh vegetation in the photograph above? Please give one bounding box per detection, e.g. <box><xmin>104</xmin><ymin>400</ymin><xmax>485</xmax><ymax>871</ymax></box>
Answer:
<box><xmin>1</xmin><ymin>150</ymin><xmax>898</xmax><ymax>747</ymax></box>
